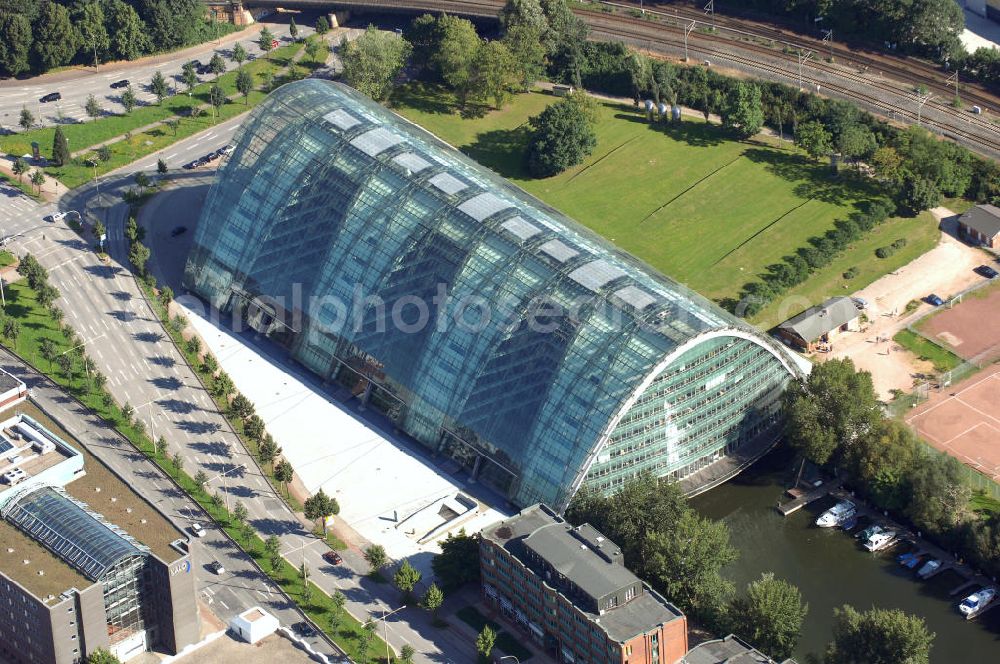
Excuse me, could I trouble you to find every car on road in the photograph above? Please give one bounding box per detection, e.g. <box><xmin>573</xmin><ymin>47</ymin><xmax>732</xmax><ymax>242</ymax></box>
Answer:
<box><xmin>110</xmin><ymin>79</ymin><xmax>129</xmax><ymax>89</ymax></box>
<box><xmin>185</xmin><ymin>59</ymin><xmax>202</xmax><ymax>69</ymax></box>
<box><xmin>171</xmin><ymin>226</ymin><xmax>187</xmax><ymax>237</ymax></box>
<box><xmin>183</xmin><ymin>159</ymin><xmax>200</xmax><ymax>170</ymax></box>
<box><xmin>975</xmin><ymin>265</ymin><xmax>998</xmax><ymax>279</ymax></box>
<box><xmin>926</xmin><ymin>294</ymin><xmax>945</xmax><ymax>306</ymax></box>
<box><xmin>322</xmin><ymin>551</ymin><xmax>342</xmax><ymax>565</ymax></box>
<box><xmin>209</xmin><ymin>561</ymin><xmax>225</xmax><ymax>575</ymax></box>
<box><xmin>39</xmin><ymin>92</ymin><xmax>61</xmax><ymax>103</ymax></box>
<box><xmin>189</xmin><ymin>522</ymin><xmax>205</xmax><ymax>537</ymax></box>
<box><xmin>291</xmin><ymin>621</ymin><xmax>316</xmax><ymax>638</ymax></box>
<box><xmin>220</xmin><ymin>144</ymin><xmax>235</xmax><ymax>156</ymax></box>
<box><xmin>45</xmin><ymin>211</ymin><xmax>69</xmax><ymax>222</ymax></box>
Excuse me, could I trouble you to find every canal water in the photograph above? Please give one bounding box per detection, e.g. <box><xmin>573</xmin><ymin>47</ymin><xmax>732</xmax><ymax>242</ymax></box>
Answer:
<box><xmin>690</xmin><ymin>450</ymin><xmax>1000</xmax><ymax>661</ymax></box>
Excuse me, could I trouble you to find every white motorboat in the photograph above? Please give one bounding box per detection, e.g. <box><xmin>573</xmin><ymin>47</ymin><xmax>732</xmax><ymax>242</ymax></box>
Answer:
<box><xmin>863</xmin><ymin>530</ymin><xmax>898</xmax><ymax>552</ymax></box>
<box><xmin>917</xmin><ymin>559</ymin><xmax>942</xmax><ymax>578</ymax></box>
<box><xmin>816</xmin><ymin>500</ymin><xmax>856</xmax><ymax>528</ymax></box>
<box><xmin>959</xmin><ymin>587</ymin><xmax>996</xmax><ymax>619</ymax></box>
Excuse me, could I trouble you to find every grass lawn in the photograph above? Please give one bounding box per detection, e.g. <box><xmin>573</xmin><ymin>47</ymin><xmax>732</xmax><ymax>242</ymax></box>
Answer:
<box><xmin>455</xmin><ymin>606</ymin><xmax>533</xmax><ymax>661</ymax></box>
<box><xmin>893</xmin><ymin>328</ymin><xmax>963</xmax><ymax>372</ymax></box>
<box><xmin>0</xmin><ymin>250</ymin><xmax>14</xmax><ymax>267</ymax></box>
<box><xmin>391</xmin><ymin>83</ymin><xmax>939</xmax><ymax>327</ymax></box>
<box><xmin>0</xmin><ymin>171</ymin><xmax>38</xmax><ymax>199</ymax></box>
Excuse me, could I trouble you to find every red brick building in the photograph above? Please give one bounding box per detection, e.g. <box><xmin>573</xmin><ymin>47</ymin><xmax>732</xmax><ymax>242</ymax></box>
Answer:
<box><xmin>480</xmin><ymin>504</ymin><xmax>688</xmax><ymax>664</ymax></box>
<box><xmin>958</xmin><ymin>204</ymin><xmax>1000</xmax><ymax>250</ymax></box>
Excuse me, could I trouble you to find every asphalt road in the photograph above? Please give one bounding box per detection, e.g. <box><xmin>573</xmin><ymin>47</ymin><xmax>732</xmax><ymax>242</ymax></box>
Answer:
<box><xmin>0</xmin><ymin>17</ymin><xmax>312</xmax><ymax>133</ymax></box>
<box><xmin>0</xmin><ymin>347</ymin><xmax>341</xmax><ymax>659</ymax></box>
<box><xmin>1</xmin><ymin>77</ymin><xmax>476</xmax><ymax>664</ymax></box>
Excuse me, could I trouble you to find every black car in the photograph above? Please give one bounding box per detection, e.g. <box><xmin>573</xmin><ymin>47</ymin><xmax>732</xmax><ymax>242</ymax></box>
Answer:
<box><xmin>39</xmin><ymin>92</ymin><xmax>61</xmax><ymax>103</ymax></box>
<box><xmin>183</xmin><ymin>160</ymin><xmax>199</xmax><ymax>170</ymax></box>
<box><xmin>110</xmin><ymin>79</ymin><xmax>129</xmax><ymax>89</ymax></box>
<box><xmin>170</xmin><ymin>226</ymin><xmax>187</xmax><ymax>237</ymax></box>
<box><xmin>975</xmin><ymin>264</ymin><xmax>999</xmax><ymax>279</ymax></box>
<box><xmin>196</xmin><ymin>64</ymin><xmax>211</xmax><ymax>75</ymax></box>
<box><xmin>186</xmin><ymin>59</ymin><xmax>202</xmax><ymax>68</ymax></box>
<box><xmin>291</xmin><ymin>621</ymin><xmax>316</xmax><ymax>638</ymax></box>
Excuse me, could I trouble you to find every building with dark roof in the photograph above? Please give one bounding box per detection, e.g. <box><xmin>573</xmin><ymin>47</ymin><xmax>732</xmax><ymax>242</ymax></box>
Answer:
<box><xmin>958</xmin><ymin>204</ymin><xmax>1000</xmax><ymax>250</ymax></box>
<box><xmin>480</xmin><ymin>504</ymin><xmax>688</xmax><ymax>664</ymax></box>
<box><xmin>775</xmin><ymin>297</ymin><xmax>861</xmax><ymax>353</ymax></box>
<box><xmin>0</xmin><ymin>367</ymin><xmax>27</xmax><ymax>411</ymax></box>
<box><xmin>0</xmin><ymin>408</ymin><xmax>198</xmax><ymax>664</ymax></box>
<box><xmin>184</xmin><ymin>79</ymin><xmax>805</xmax><ymax>511</ymax></box>
<box><xmin>681</xmin><ymin>634</ymin><xmax>797</xmax><ymax>664</ymax></box>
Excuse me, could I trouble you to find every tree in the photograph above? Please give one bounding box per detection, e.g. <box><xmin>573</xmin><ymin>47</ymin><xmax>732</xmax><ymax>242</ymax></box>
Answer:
<box><xmin>393</xmin><ymin>559</ymin><xmax>422</xmax><ymax>597</ymax></box>
<box><xmin>0</xmin><ymin>13</ymin><xmax>32</xmax><ymax>76</ymax></box>
<box><xmin>39</xmin><ymin>338</ymin><xmax>57</xmax><ymax>367</ymax></box>
<box><xmin>907</xmin><ymin>452</ymin><xmax>971</xmax><ymax>534</ymax></box>
<box><xmin>258</xmin><ymin>434</ymin><xmax>281</xmax><ymax>469</ymax></box>
<box><xmin>236</xmin><ymin>69</ymin><xmax>254</xmax><ymax>105</ymax></box>
<box><xmin>422</xmin><ymin>582</ymin><xmax>444</xmax><ymax>618</ymax></box>
<box><xmin>233</xmin><ymin>501</ymin><xmax>249</xmax><ymax>525</ymax></box>
<box><xmin>76</xmin><ymin>1</ymin><xmax>109</xmax><ymax>67</ymax></box>
<box><xmin>232</xmin><ymin>42</ymin><xmax>247</xmax><ymax>68</ymax></box>
<box><xmin>848</xmin><ymin>419</ymin><xmax>920</xmax><ymax>511</ymax></box>
<box><xmin>260</xmin><ymin>70</ymin><xmax>275</xmax><ymax>93</ymax></box>
<box><xmin>722</xmin><ymin>81</ymin><xmax>764</xmax><ymax>139</ymax></box>
<box><xmin>194</xmin><ymin>469</ymin><xmax>208</xmax><ymax>490</ymax></box>
<box><xmin>499</xmin><ymin>0</ymin><xmax>548</xmax><ymax>33</ymax></box>
<box><xmin>364</xmin><ymin>544</ymin><xmax>388</xmax><ymax>573</ymax></box>
<box><xmin>431</xmin><ymin>529</ymin><xmax>479</xmax><ymax>592</ymax></box>
<box><xmin>825</xmin><ymin>605</ymin><xmax>934</xmax><ymax>664</ymax></box>
<box><xmin>134</xmin><ymin>171</ymin><xmax>150</xmax><ymax>193</ymax></box>
<box><xmin>503</xmin><ymin>23</ymin><xmax>546</xmax><ymax>91</ymax></box>
<box><xmin>265</xmin><ymin>534</ymin><xmax>282</xmax><ymax>569</ymax></box>
<box><xmin>51</xmin><ymin>127</ymin><xmax>70</xmax><ymax>167</ymax></box>
<box><xmin>165</xmin><ymin>118</ymin><xmax>180</xmax><ymax>137</ymax></box>
<box><xmin>274</xmin><ymin>459</ymin><xmax>294</xmax><ymax>495</ymax></box>
<box><xmin>289</xmin><ymin>17</ymin><xmax>299</xmax><ymax>41</ymax></box>
<box><xmin>340</xmin><ymin>26</ymin><xmax>412</xmax><ymax>102</ymax></box>
<box><xmin>171</xmin><ymin>451</ymin><xmax>184</xmax><ymax>475</ymax></box>
<box><xmin>93</xmin><ymin>219</ymin><xmax>106</xmax><ymax>243</ymax></box>
<box><xmin>18</xmin><ymin>108</ymin><xmax>33</xmax><ymax>132</ymax></box>
<box><xmin>3</xmin><ymin>318</ymin><xmax>20</xmax><ymax>349</ymax></box>
<box><xmin>644</xmin><ymin>509</ymin><xmax>738</xmax><ymax>620</ymax></box>
<box><xmin>104</xmin><ymin>0</ymin><xmax>149</xmax><ymax>61</ymax></box>
<box><xmin>157</xmin><ymin>158</ymin><xmax>168</xmax><ymax>174</ymax></box>
<box><xmin>872</xmin><ymin>146</ymin><xmax>904</xmax><ymax>183</ymax></box>
<box><xmin>259</xmin><ymin>27</ymin><xmax>275</xmax><ymax>60</ymax></box>
<box><xmin>783</xmin><ymin>359</ymin><xmax>880</xmax><ymax>466</ymax></box>
<box><xmin>316</xmin><ymin>16</ymin><xmax>330</xmax><ymax>35</ymax></box>
<box><xmin>96</xmin><ymin>145</ymin><xmax>111</xmax><ymax>162</ymax></box>
<box><xmin>433</xmin><ymin>15</ymin><xmax>481</xmax><ymax>102</ymax></box>
<box><xmin>471</xmin><ymin>40</ymin><xmax>518</xmax><ymax>109</ymax></box>
<box><xmin>121</xmin><ymin>84</ymin><xmax>137</xmax><ymax>114</ymax></box>
<box><xmin>230</xmin><ymin>393</ymin><xmax>255</xmax><ymax>420</ymax></box>
<box><xmin>121</xmin><ymin>402</ymin><xmax>135</xmax><ymax>424</ymax></box>
<box><xmin>244</xmin><ymin>413</ymin><xmax>265</xmax><ymax>441</ymax></box>
<box><xmin>729</xmin><ymin>573</ymin><xmax>807</xmax><ymax>661</ymax></box>
<box><xmin>151</xmin><ymin>70</ymin><xmax>169</xmax><ymax>104</ymax></box>
<box><xmin>185</xmin><ymin>336</ymin><xmax>201</xmax><ymax>356</ymax></box>
<box><xmin>129</xmin><ymin>242</ymin><xmax>150</xmax><ymax>276</ymax></box>
<box><xmin>399</xmin><ymin>644</ymin><xmax>416</xmax><ymax>664</ymax></box>
<box><xmin>182</xmin><ymin>63</ymin><xmax>198</xmax><ymax>95</ymax></box>
<box><xmin>155</xmin><ymin>435</ymin><xmax>167</xmax><ymax>458</ymax></box>
<box><xmin>304</xmin><ymin>38</ymin><xmax>322</xmax><ymax>64</ymax></box>
<box><xmin>84</xmin><ymin>648</ymin><xmax>122</xmax><ymax>664</ymax></box>
<box><xmin>475</xmin><ymin>625</ymin><xmax>496</xmax><ymax>661</ymax></box>
<box><xmin>209</xmin><ymin>84</ymin><xmax>226</xmax><ymax>119</ymax></box>
<box><xmin>12</xmin><ymin>157</ymin><xmax>28</xmax><ymax>182</ymax></box>
<box><xmin>30</xmin><ymin>170</ymin><xmax>45</xmax><ymax>195</ymax></box>
<box><xmin>31</xmin><ymin>1</ymin><xmax>79</xmax><ymax>71</ymax></box>
<box><xmin>85</xmin><ymin>94</ymin><xmax>102</xmax><ymax>121</ymax></box>
<box><xmin>795</xmin><ymin>120</ymin><xmax>833</xmax><ymax>161</ymax></box>
<box><xmin>210</xmin><ymin>53</ymin><xmax>226</xmax><ymax>79</ymax></box>
<box><xmin>304</xmin><ymin>488</ymin><xmax>340</xmax><ymax>533</ymax></box>
<box><xmin>212</xmin><ymin>371</ymin><xmax>235</xmax><ymax>399</ymax></box>
<box><xmin>57</xmin><ymin>354</ymin><xmax>72</xmax><ymax>381</ymax></box>
<box><xmin>526</xmin><ymin>97</ymin><xmax>597</xmax><ymax>178</ymax></box>
<box><xmin>838</xmin><ymin>124</ymin><xmax>877</xmax><ymax>168</ymax></box>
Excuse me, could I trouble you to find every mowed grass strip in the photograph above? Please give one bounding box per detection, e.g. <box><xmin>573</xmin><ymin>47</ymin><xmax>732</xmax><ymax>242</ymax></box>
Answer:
<box><xmin>391</xmin><ymin>84</ymin><xmax>937</xmax><ymax>326</ymax></box>
<box><xmin>893</xmin><ymin>328</ymin><xmax>963</xmax><ymax>373</ymax></box>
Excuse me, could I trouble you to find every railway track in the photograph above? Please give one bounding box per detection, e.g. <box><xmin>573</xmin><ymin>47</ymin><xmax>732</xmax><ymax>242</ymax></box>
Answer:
<box><xmin>325</xmin><ymin>0</ymin><xmax>1000</xmax><ymax>156</ymax></box>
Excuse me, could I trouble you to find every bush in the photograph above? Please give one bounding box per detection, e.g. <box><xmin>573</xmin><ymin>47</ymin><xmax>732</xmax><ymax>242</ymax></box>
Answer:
<box><xmin>843</xmin><ymin>267</ymin><xmax>859</xmax><ymax>279</ymax></box>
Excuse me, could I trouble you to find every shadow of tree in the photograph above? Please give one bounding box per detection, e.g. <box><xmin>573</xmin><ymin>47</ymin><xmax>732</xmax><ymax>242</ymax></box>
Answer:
<box><xmin>743</xmin><ymin>147</ymin><xmax>881</xmax><ymax>206</ymax></box>
<box><xmin>612</xmin><ymin>112</ymin><xmax>728</xmax><ymax>148</ymax></box>
<box><xmin>463</xmin><ymin>126</ymin><xmax>532</xmax><ymax>180</ymax></box>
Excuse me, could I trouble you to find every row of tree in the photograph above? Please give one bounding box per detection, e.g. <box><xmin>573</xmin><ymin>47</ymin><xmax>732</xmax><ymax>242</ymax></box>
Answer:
<box><xmin>785</xmin><ymin>358</ymin><xmax>1000</xmax><ymax>579</ymax></box>
<box><xmin>0</xmin><ymin>0</ymin><xmax>222</xmax><ymax>77</ymax></box>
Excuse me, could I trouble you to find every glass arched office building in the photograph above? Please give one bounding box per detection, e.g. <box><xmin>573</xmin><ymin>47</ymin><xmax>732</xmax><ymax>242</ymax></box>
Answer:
<box><xmin>184</xmin><ymin>80</ymin><xmax>805</xmax><ymax>511</ymax></box>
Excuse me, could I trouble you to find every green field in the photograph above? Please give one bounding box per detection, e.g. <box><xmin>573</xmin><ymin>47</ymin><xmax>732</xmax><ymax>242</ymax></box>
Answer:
<box><xmin>893</xmin><ymin>328</ymin><xmax>963</xmax><ymax>372</ymax></box>
<box><xmin>391</xmin><ymin>84</ymin><xmax>940</xmax><ymax>327</ymax></box>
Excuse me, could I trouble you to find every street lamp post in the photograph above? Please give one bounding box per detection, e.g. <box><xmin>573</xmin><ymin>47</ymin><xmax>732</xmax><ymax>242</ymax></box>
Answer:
<box><xmin>207</xmin><ymin>461</ymin><xmax>247</xmax><ymax>513</ymax></box>
<box><xmin>798</xmin><ymin>49</ymin><xmax>813</xmax><ymax>91</ymax></box>
<box><xmin>684</xmin><ymin>20</ymin><xmax>696</xmax><ymax>62</ymax></box>
<box><xmin>364</xmin><ymin>604</ymin><xmax>406</xmax><ymax>663</ymax></box>
<box><xmin>917</xmin><ymin>92</ymin><xmax>934</xmax><ymax>126</ymax></box>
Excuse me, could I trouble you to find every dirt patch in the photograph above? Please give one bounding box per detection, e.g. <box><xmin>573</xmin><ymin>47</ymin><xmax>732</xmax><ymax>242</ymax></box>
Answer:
<box><xmin>920</xmin><ymin>282</ymin><xmax>1000</xmax><ymax>362</ymax></box>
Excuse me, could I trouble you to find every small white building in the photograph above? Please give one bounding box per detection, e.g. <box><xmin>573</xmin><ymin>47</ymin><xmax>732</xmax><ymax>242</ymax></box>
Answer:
<box><xmin>229</xmin><ymin>607</ymin><xmax>279</xmax><ymax>644</ymax></box>
<box><xmin>0</xmin><ymin>368</ymin><xmax>27</xmax><ymax>411</ymax></box>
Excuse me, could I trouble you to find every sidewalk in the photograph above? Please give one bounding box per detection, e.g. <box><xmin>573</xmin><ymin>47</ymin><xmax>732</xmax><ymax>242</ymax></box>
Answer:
<box><xmin>0</xmin><ymin>24</ymin><xmax>264</xmax><ymax>89</ymax></box>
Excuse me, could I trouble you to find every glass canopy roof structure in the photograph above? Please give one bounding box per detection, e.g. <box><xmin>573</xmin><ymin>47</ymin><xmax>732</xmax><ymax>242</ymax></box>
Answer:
<box><xmin>3</xmin><ymin>486</ymin><xmax>147</xmax><ymax>581</ymax></box>
<box><xmin>185</xmin><ymin>80</ymin><xmax>804</xmax><ymax>510</ymax></box>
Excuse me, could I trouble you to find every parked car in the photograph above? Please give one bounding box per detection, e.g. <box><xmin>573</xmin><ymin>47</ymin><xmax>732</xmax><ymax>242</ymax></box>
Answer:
<box><xmin>926</xmin><ymin>294</ymin><xmax>945</xmax><ymax>306</ymax></box>
<box><xmin>209</xmin><ymin>561</ymin><xmax>225</xmax><ymax>575</ymax></box>
<box><xmin>171</xmin><ymin>226</ymin><xmax>187</xmax><ymax>237</ymax></box>
<box><xmin>110</xmin><ymin>79</ymin><xmax>129</xmax><ymax>89</ymax></box>
<box><xmin>189</xmin><ymin>522</ymin><xmax>205</xmax><ymax>538</ymax></box>
<box><xmin>291</xmin><ymin>621</ymin><xmax>316</xmax><ymax>638</ymax></box>
<box><xmin>183</xmin><ymin>160</ymin><xmax>200</xmax><ymax>170</ymax></box>
<box><xmin>45</xmin><ymin>211</ymin><xmax>69</xmax><ymax>222</ymax></box>
<box><xmin>322</xmin><ymin>551</ymin><xmax>343</xmax><ymax>565</ymax></box>
<box><xmin>220</xmin><ymin>144</ymin><xmax>235</xmax><ymax>156</ymax></box>
<box><xmin>975</xmin><ymin>265</ymin><xmax>998</xmax><ymax>279</ymax></box>
<box><xmin>39</xmin><ymin>92</ymin><xmax>61</xmax><ymax>103</ymax></box>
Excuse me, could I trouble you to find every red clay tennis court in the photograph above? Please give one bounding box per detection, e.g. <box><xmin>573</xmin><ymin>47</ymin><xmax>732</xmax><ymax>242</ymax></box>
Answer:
<box><xmin>907</xmin><ymin>365</ymin><xmax>1000</xmax><ymax>480</ymax></box>
<box><xmin>921</xmin><ymin>284</ymin><xmax>1000</xmax><ymax>362</ymax></box>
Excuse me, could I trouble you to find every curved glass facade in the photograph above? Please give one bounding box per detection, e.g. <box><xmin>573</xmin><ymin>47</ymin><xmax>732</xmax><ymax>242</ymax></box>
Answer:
<box><xmin>185</xmin><ymin>80</ymin><xmax>802</xmax><ymax>510</ymax></box>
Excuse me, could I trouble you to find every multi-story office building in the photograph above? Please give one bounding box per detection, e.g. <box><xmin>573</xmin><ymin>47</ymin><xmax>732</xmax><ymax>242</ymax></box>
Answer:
<box><xmin>185</xmin><ymin>79</ymin><xmax>806</xmax><ymax>511</ymax></box>
<box><xmin>0</xmin><ymin>407</ymin><xmax>198</xmax><ymax>663</ymax></box>
<box><xmin>480</xmin><ymin>504</ymin><xmax>688</xmax><ymax>664</ymax></box>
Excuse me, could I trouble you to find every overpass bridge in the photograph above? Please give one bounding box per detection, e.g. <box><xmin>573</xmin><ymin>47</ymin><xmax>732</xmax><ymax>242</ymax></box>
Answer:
<box><xmin>202</xmin><ymin>0</ymin><xmax>501</xmax><ymax>19</ymax></box>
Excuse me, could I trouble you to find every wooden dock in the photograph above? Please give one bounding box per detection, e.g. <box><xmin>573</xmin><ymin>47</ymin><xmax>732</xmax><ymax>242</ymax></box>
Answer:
<box><xmin>776</xmin><ymin>478</ymin><xmax>844</xmax><ymax>516</ymax></box>
<box><xmin>950</xmin><ymin>580</ymin><xmax>979</xmax><ymax>597</ymax></box>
